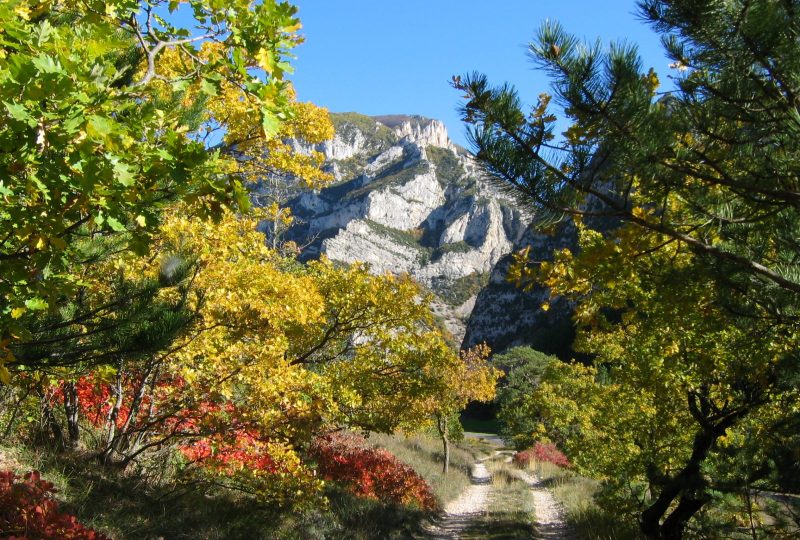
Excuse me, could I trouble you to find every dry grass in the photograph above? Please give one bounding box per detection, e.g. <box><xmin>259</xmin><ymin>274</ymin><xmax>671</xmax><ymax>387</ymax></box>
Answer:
<box><xmin>522</xmin><ymin>458</ymin><xmax>641</xmax><ymax>539</ymax></box>
<box><xmin>367</xmin><ymin>432</ymin><xmax>481</xmax><ymax>506</ymax></box>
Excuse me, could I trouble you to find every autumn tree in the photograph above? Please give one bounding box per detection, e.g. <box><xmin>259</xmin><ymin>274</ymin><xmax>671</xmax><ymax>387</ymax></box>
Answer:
<box><xmin>0</xmin><ymin>0</ymin><xmax>303</xmax><ymax>362</ymax></box>
<box><xmin>21</xmin><ymin>203</ymin><xmax>479</xmax><ymax>505</ymax></box>
<box><xmin>242</xmin><ymin>101</ymin><xmax>335</xmax><ymax>252</ymax></box>
<box><xmin>429</xmin><ymin>344</ymin><xmax>500</xmax><ymax>475</ymax></box>
<box><xmin>510</xmin><ymin>224</ymin><xmax>800</xmax><ymax>536</ymax></box>
<box><xmin>456</xmin><ymin>0</ymin><xmax>800</xmax><ymax>537</ymax></box>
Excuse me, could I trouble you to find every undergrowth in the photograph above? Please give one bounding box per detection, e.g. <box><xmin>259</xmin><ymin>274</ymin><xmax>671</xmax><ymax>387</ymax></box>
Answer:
<box><xmin>0</xmin><ymin>432</ymin><xmax>489</xmax><ymax>539</ymax></box>
<box><xmin>366</xmin><ymin>432</ymin><xmax>481</xmax><ymax>505</ymax></box>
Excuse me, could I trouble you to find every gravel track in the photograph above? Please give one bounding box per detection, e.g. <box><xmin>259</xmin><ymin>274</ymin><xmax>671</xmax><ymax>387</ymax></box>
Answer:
<box><xmin>419</xmin><ymin>462</ymin><xmax>492</xmax><ymax>539</ymax></box>
<box><xmin>420</xmin><ymin>453</ymin><xmax>573</xmax><ymax>539</ymax></box>
<box><xmin>510</xmin><ymin>468</ymin><xmax>575</xmax><ymax>539</ymax></box>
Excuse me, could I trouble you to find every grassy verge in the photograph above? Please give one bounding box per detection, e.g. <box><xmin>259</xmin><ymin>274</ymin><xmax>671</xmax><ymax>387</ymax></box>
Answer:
<box><xmin>524</xmin><ymin>459</ymin><xmax>642</xmax><ymax>539</ymax></box>
<box><xmin>2</xmin><ymin>434</ymin><xmax>472</xmax><ymax>540</ymax></box>
<box><xmin>367</xmin><ymin>432</ymin><xmax>486</xmax><ymax>505</ymax></box>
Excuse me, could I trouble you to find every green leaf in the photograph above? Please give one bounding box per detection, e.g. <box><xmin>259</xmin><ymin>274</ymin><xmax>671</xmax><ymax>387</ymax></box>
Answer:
<box><xmin>87</xmin><ymin>115</ymin><xmax>113</xmax><ymax>139</ymax></box>
<box><xmin>62</xmin><ymin>114</ymin><xmax>84</xmax><ymax>135</ymax></box>
<box><xmin>49</xmin><ymin>236</ymin><xmax>67</xmax><ymax>250</ymax></box>
<box><xmin>200</xmin><ymin>78</ymin><xmax>219</xmax><ymax>97</ymax></box>
<box><xmin>24</xmin><ymin>297</ymin><xmax>48</xmax><ymax>311</ymax></box>
<box><xmin>4</xmin><ymin>101</ymin><xmax>34</xmax><ymax>126</ymax></box>
<box><xmin>171</xmin><ymin>79</ymin><xmax>190</xmax><ymax>92</ymax></box>
<box><xmin>113</xmin><ymin>160</ymin><xmax>135</xmax><ymax>186</ymax></box>
<box><xmin>261</xmin><ymin>110</ymin><xmax>280</xmax><ymax>138</ymax></box>
<box><xmin>35</xmin><ymin>20</ymin><xmax>53</xmax><ymax>46</ymax></box>
<box><xmin>106</xmin><ymin>216</ymin><xmax>126</xmax><ymax>232</ymax></box>
<box><xmin>31</xmin><ymin>54</ymin><xmax>62</xmax><ymax>74</ymax></box>
<box><xmin>277</xmin><ymin>61</ymin><xmax>294</xmax><ymax>75</ymax></box>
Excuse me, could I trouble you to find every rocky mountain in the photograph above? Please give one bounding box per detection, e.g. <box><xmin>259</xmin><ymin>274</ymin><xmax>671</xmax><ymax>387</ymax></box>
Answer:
<box><xmin>282</xmin><ymin>112</ymin><xmax>573</xmax><ymax>353</ymax></box>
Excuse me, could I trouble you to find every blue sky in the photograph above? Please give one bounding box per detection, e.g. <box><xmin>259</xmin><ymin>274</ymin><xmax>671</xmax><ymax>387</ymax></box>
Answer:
<box><xmin>288</xmin><ymin>1</ymin><xmax>673</xmax><ymax>148</ymax></box>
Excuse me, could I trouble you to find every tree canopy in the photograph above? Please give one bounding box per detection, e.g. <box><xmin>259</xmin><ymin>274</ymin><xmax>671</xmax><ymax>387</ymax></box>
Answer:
<box><xmin>0</xmin><ymin>0</ymin><xmax>303</xmax><ymax>353</ymax></box>
<box><xmin>456</xmin><ymin>0</ymin><xmax>800</xmax><ymax>537</ymax></box>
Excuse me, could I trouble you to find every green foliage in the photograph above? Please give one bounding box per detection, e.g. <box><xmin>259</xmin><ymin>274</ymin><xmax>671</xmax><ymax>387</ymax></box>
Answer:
<box><xmin>11</xmin><ymin>248</ymin><xmax>196</xmax><ymax>373</ymax></box>
<box><xmin>433</xmin><ymin>272</ymin><xmax>489</xmax><ymax>306</ymax></box>
<box><xmin>345</xmin><ymin>160</ymin><xmax>431</xmax><ymax>201</ymax></box>
<box><xmin>331</xmin><ymin>112</ymin><xmax>399</xmax><ymax>149</ymax></box>
<box><xmin>426</xmin><ymin>145</ymin><xmax>468</xmax><ymax>187</ymax></box>
<box><xmin>494</xmin><ymin>347</ymin><xmax>558</xmax><ymax>450</ymax></box>
<box><xmin>457</xmin><ymin>0</ymin><xmax>800</xmax><ymax>537</ymax></box>
<box><xmin>363</xmin><ymin>220</ymin><xmax>430</xmax><ymax>255</ymax></box>
<box><xmin>0</xmin><ymin>0</ymin><xmax>303</xmax><ymax>344</ymax></box>
<box><xmin>431</xmin><ymin>240</ymin><xmax>472</xmax><ymax>262</ymax></box>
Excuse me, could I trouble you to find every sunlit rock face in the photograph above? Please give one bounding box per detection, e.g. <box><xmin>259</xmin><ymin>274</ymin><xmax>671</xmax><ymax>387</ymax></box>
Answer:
<box><xmin>280</xmin><ymin>112</ymin><xmax>572</xmax><ymax>350</ymax></box>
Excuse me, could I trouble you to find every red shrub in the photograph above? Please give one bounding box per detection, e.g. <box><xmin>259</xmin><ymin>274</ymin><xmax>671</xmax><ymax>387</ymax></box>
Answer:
<box><xmin>0</xmin><ymin>470</ymin><xmax>108</xmax><ymax>540</ymax></box>
<box><xmin>309</xmin><ymin>433</ymin><xmax>438</xmax><ymax>511</ymax></box>
<box><xmin>513</xmin><ymin>442</ymin><xmax>571</xmax><ymax>468</ymax></box>
<box><xmin>180</xmin><ymin>430</ymin><xmax>279</xmax><ymax>473</ymax></box>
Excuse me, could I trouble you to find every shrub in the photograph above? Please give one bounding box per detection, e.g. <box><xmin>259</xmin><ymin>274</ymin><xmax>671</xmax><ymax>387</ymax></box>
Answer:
<box><xmin>513</xmin><ymin>442</ymin><xmax>571</xmax><ymax>469</ymax></box>
<box><xmin>309</xmin><ymin>433</ymin><xmax>438</xmax><ymax>511</ymax></box>
<box><xmin>0</xmin><ymin>470</ymin><xmax>108</xmax><ymax>539</ymax></box>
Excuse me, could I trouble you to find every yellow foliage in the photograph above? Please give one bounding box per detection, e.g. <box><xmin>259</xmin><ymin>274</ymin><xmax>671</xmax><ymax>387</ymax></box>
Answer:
<box><xmin>109</xmin><ymin>204</ymin><xmax>479</xmax><ymax>503</ymax></box>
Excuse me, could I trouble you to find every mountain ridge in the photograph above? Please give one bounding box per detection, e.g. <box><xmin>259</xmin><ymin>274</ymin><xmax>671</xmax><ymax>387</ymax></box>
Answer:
<box><xmin>281</xmin><ymin>112</ymin><xmax>565</xmax><ymax>350</ymax></box>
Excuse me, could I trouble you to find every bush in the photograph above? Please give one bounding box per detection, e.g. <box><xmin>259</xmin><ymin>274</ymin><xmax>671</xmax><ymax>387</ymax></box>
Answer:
<box><xmin>0</xmin><ymin>470</ymin><xmax>108</xmax><ymax>539</ymax></box>
<box><xmin>309</xmin><ymin>433</ymin><xmax>438</xmax><ymax>511</ymax></box>
<box><xmin>495</xmin><ymin>347</ymin><xmax>559</xmax><ymax>450</ymax></box>
<box><xmin>513</xmin><ymin>442</ymin><xmax>571</xmax><ymax>469</ymax></box>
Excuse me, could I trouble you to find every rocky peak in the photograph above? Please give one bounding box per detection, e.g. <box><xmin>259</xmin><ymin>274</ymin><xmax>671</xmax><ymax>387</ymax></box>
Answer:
<box><xmin>373</xmin><ymin>115</ymin><xmax>456</xmax><ymax>152</ymax></box>
<box><xmin>280</xmin><ymin>112</ymin><xmax>529</xmax><ymax>345</ymax></box>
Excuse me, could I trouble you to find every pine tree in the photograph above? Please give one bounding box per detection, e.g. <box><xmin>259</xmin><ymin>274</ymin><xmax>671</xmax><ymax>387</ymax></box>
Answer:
<box><xmin>456</xmin><ymin>1</ymin><xmax>800</xmax><ymax>537</ymax></box>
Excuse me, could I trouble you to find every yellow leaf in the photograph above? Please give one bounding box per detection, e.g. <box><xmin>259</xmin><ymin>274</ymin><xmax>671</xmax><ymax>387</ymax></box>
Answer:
<box><xmin>256</xmin><ymin>48</ymin><xmax>274</xmax><ymax>74</ymax></box>
<box><xmin>135</xmin><ymin>215</ymin><xmax>147</xmax><ymax>228</ymax></box>
<box><xmin>14</xmin><ymin>5</ymin><xmax>30</xmax><ymax>20</ymax></box>
<box><xmin>541</xmin><ymin>302</ymin><xmax>550</xmax><ymax>312</ymax></box>
<box><xmin>11</xmin><ymin>307</ymin><xmax>25</xmax><ymax>319</ymax></box>
<box><xmin>281</xmin><ymin>22</ymin><xmax>303</xmax><ymax>33</ymax></box>
<box><xmin>0</xmin><ymin>365</ymin><xmax>9</xmax><ymax>385</ymax></box>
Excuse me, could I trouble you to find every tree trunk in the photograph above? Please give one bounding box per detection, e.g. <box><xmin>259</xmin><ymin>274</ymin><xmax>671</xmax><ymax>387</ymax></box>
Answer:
<box><xmin>660</xmin><ymin>494</ymin><xmax>709</xmax><ymax>539</ymax></box>
<box><xmin>112</xmin><ymin>367</ymin><xmax>153</xmax><ymax>459</ymax></box>
<box><xmin>640</xmin><ymin>428</ymin><xmax>714</xmax><ymax>538</ymax></box>
<box><xmin>640</xmin><ymin>393</ymin><xmax>752</xmax><ymax>539</ymax></box>
<box><xmin>101</xmin><ymin>370</ymin><xmax>124</xmax><ymax>465</ymax></box>
<box><xmin>436</xmin><ymin>413</ymin><xmax>450</xmax><ymax>475</ymax></box>
<box><xmin>63</xmin><ymin>381</ymin><xmax>80</xmax><ymax>448</ymax></box>
<box><xmin>40</xmin><ymin>399</ymin><xmax>64</xmax><ymax>449</ymax></box>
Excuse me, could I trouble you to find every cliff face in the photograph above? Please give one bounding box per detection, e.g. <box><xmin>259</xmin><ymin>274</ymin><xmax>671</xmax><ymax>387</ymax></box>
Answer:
<box><xmin>284</xmin><ymin>113</ymin><xmax>529</xmax><ymax>344</ymax></box>
<box><xmin>462</xmin><ymin>223</ymin><xmax>578</xmax><ymax>356</ymax></box>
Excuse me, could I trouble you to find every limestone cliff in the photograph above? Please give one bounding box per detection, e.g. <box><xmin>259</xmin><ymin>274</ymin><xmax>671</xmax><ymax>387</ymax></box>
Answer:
<box><xmin>283</xmin><ymin>113</ymin><xmax>529</xmax><ymax>344</ymax></box>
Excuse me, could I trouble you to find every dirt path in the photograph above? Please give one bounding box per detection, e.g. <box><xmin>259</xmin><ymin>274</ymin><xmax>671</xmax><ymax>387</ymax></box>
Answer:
<box><xmin>420</xmin><ymin>462</ymin><xmax>492</xmax><ymax>539</ymax></box>
<box><xmin>421</xmin><ymin>449</ymin><xmax>573</xmax><ymax>539</ymax></box>
<box><xmin>510</xmin><ymin>468</ymin><xmax>574</xmax><ymax>539</ymax></box>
